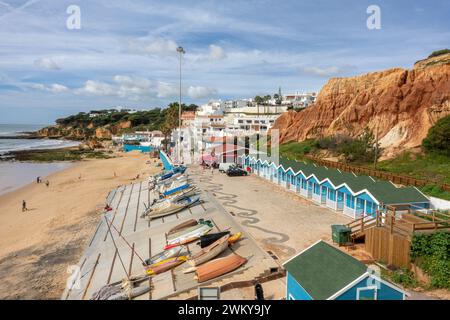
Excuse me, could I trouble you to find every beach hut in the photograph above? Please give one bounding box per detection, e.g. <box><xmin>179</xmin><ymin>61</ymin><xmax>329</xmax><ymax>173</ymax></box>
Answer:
<box><xmin>283</xmin><ymin>241</ymin><xmax>407</xmax><ymax>300</ymax></box>
<box><xmin>240</xmin><ymin>154</ymin><xmax>430</xmax><ymax>219</ymax></box>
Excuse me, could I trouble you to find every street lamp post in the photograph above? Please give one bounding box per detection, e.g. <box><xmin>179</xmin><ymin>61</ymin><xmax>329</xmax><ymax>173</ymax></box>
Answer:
<box><xmin>176</xmin><ymin>46</ymin><xmax>185</xmax><ymax>164</ymax></box>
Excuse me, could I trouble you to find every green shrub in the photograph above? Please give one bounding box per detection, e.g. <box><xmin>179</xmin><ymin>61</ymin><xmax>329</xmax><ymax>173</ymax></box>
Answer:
<box><xmin>422</xmin><ymin>115</ymin><xmax>450</xmax><ymax>156</ymax></box>
<box><xmin>410</xmin><ymin>232</ymin><xmax>450</xmax><ymax>289</ymax></box>
<box><xmin>428</xmin><ymin>49</ymin><xmax>450</xmax><ymax>58</ymax></box>
<box><xmin>391</xmin><ymin>268</ymin><xmax>419</xmax><ymax>288</ymax></box>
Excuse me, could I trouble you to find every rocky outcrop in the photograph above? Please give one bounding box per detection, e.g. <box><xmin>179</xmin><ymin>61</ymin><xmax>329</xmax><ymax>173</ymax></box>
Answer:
<box><xmin>272</xmin><ymin>54</ymin><xmax>450</xmax><ymax>158</ymax></box>
<box><xmin>78</xmin><ymin>138</ymin><xmax>104</xmax><ymax>150</ymax></box>
<box><xmin>36</xmin><ymin>120</ymin><xmax>131</xmax><ymax>141</ymax></box>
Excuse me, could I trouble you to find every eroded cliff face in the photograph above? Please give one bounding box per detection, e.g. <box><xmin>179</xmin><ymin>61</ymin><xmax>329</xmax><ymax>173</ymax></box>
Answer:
<box><xmin>36</xmin><ymin>120</ymin><xmax>131</xmax><ymax>140</ymax></box>
<box><xmin>273</xmin><ymin>54</ymin><xmax>450</xmax><ymax>158</ymax></box>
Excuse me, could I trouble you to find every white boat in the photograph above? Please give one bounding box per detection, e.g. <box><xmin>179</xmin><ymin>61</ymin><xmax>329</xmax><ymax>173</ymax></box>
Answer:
<box><xmin>167</xmin><ymin>223</ymin><xmax>213</xmax><ymax>245</ymax></box>
<box><xmin>152</xmin><ymin>186</ymin><xmax>198</xmax><ymax>205</ymax></box>
<box><xmin>158</xmin><ymin>177</ymin><xmax>188</xmax><ymax>193</ymax></box>
<box><xmin>188</xmin><ymin>234</ymin><xmax>230</xmax><ymax>267</ymax></box>
<box><xmin>143</xmin><ymin>247</ymin><xmax>182</xmax><ymax>266</ymax></box>
<box><xmin>145</xmin><ymin>195</ymin><xmax>201</xmax><ymax>220</ymax></box>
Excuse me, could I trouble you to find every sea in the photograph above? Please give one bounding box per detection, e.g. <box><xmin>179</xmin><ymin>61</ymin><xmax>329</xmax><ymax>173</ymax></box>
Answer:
<box><xmin>0</xmin><ymin>124</ymin><xmax>79</xmax><ymax>196</ymax></box>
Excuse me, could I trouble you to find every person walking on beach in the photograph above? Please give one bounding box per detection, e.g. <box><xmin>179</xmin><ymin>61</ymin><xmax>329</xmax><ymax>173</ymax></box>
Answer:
<box><xmin>36</xmin><ymin>176</ymin><xmax>40</xmax><ymax>184</ymax></box>
<box><xmin>22</xmin><ymin>200</ymin><xmax>27</xmax><ymax>212</ymax></box>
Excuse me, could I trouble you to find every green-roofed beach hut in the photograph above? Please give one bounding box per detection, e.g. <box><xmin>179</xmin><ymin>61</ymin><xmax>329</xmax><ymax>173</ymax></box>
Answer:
<box><xmin>242</xmin><ymin>154</ymin><xmax>430</xmax><ymax>220</ymax></box>
<box><xmin>283</xmin><ymin>240</ymin><xmax>406</xmax><ymax>300</ymax></box>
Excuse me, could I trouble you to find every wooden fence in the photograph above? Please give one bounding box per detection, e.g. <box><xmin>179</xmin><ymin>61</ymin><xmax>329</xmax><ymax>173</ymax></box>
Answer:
<box><xmin>306</xmin><ymin>156</ymin><xmax>450</xmax><ymax>192</ymax></box>
<box><xmin>365</xmin><ymin>227</ymin><xmax>411</xmax><ymax>268</ymax></box>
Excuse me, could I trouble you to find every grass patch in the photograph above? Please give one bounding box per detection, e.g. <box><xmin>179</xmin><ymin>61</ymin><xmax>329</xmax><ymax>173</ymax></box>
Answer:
<box><xmin>390</xmin><ymin>268</ymin><xmax>420</xmax><ymax>288</ymax></box>
<box><xmin>376</xmin><ymin>152</ymin><xmax>450</xmax><ymax>200</ymax></box>
<box><xmin>279</xmin><ymin>140</ymin><xmax>318</xmax><ymax>160</ymax></box>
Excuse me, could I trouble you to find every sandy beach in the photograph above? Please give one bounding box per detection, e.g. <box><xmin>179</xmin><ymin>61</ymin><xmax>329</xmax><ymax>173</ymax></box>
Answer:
<box><xmin>0</xmin><ymin>151</ymin><xmax>161</xmax><ymax>299</ymax></box>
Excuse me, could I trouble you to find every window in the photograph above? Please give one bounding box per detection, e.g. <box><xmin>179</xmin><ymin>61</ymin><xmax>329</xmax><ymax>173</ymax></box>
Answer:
<box><xmin>198</xmin><ymin>287</ymin><xmax>221</xmax><ymax>300</ymax></box>
<box><xmin>356</xmin><ymin>286</ymin><xmax>378</xmax><ymax>300</ymax></box>
<box><xmin>238</xmin><ymin>120</ymin><xmax>243</xmax><ymax>123</ymax></box>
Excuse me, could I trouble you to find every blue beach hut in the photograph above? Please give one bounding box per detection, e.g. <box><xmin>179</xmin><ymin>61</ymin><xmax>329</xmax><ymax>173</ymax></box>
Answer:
<box><xmin>283</xmin><ymin>240</ymin><xmax>407</xmax><ymax>300</ymax></box>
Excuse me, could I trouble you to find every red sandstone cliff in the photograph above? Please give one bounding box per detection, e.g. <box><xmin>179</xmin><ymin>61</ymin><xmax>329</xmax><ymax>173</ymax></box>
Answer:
<box><xmin>273</xmin><ymin>53</ymin><xmax>450</xmax><ymax>158</ymax></box>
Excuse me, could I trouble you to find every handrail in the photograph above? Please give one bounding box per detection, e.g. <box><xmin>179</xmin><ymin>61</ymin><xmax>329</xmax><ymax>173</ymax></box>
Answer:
<box><xmin>305</xmin><ymin>155</ymin><xmax>450</xmax><ymax>192</ymax></box>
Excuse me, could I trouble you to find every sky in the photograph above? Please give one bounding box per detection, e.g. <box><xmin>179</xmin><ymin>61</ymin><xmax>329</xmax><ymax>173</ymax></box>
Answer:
<box><xmin>0</xmin><ymin>0</ymin><xmax>449</xmax><ymax>124</ymax></box>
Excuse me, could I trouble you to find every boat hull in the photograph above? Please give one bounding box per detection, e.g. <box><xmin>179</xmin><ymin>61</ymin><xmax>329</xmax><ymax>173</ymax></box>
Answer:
<box><xmin>167</xmin><ymin>219</ymin><xmax>198</xmax><ymax>235</ymax></box>
<box><xmin>188</xmin><ymin>235</ymin><xmax>230</xmax><ymax>267</ymax></box>
<box><xmin>195</xmin><ymin>254</ymin><xmax>247</xmax><ymax>283</ymax></box>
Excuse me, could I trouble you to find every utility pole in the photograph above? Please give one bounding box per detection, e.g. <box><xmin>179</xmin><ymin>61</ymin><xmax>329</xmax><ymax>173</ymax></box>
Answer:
<box><xmin>176</xmin><ymin>46</ymin><xmax>185</xmax><ymax>164</ymax></box>
<box><xmin>373</xmin><ymin>124</ymin><xmax>379</xmax><ymax>169</ymax></box>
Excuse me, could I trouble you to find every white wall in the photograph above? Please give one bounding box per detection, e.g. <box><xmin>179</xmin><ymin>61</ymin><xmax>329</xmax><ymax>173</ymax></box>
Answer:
<box><xmin>429</xmin><ymin>196</ymin><xmax>450</xmax><ymax>210</ymax></box>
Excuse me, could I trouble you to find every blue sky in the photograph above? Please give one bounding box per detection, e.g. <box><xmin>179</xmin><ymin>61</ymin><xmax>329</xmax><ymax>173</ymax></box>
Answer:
<box><xmin>0</xmin><ymin>0</ymin><xmax>449</xmax><ymax>124</ymax></box>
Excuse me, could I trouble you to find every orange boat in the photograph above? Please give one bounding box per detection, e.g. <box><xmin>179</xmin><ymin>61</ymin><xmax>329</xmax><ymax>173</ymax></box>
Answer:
<box><xmin>195</xmin><ymin>254</ymin><xmax>247</xmax><ymax>283</ymax></box>
<box><xmin>146</xmin><ymin>256</ymin><xmax>187</xmax><ymax>275</ymax></box>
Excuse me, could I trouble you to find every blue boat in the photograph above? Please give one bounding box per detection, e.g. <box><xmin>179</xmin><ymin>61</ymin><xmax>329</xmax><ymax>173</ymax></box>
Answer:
<box><xmin>162</xmin><ymin>183</ymin><xmax>190</xmax><ymax>197</ymax></box>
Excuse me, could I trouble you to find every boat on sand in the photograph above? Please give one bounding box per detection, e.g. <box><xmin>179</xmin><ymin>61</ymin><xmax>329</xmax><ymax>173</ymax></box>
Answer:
<box><xmin>142</xmin><ymin>247</ymin><xmax>182</xmax><ymax>266</ymax></box>
<box><xmin>145</xmin><ymin>195</ymin><xmax>200</xmax><ymax>220</ymax></box>
<box><xmin>188</xmin><ymin>234</ymin><xmax>230</xmax><ymax>267</ymax></box>
<box><xmin>146</xmin><ymin>256</ymin><xmax>187</xmax><ymax>275</ymax></box>
<box><xmin>167</xmin><ymin>223</ymin><xmax>213</xmax><ymax>245</ymax></box>
<box><xmin>195</xmin><ymin>254</ymin><xmax>247</xmax><ymax>283</ymax></box>
<box><xmin>167</xmin><ymin>219</ymin><xmax>198</xmax><ymax>236</ymax></box>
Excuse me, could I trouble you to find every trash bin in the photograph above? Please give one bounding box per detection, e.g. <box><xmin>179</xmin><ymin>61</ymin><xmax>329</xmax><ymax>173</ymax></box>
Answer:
<box><xmin>331</xmin><ymin>225</ymin><xmax>351</xmax><ymax>245</ymax></box>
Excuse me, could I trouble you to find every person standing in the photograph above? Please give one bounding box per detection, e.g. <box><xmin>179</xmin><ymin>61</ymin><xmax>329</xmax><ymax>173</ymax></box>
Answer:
<box><xmin>22</xmin><ymin>200</ymin><xmax>27</xmax><ymax>212</ymax></box>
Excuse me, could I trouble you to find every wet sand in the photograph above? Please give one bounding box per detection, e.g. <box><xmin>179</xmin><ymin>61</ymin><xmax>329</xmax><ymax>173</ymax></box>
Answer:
<box><xmin>0</xmin><ymin>161</ymin><xmax>73</xmax><ymax>196</ymax></box>
<box><xmin>0</xmin><ymin>152</ymin><xmax>161</xmax><ymax>299</ymax></box>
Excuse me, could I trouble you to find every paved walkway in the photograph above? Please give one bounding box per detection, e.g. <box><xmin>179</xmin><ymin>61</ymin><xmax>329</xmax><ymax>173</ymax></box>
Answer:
<box><xmin>196</xmin><ymin>168</ymin><xmax>351</xmax><ymax>262</ymax></box>
<box><xmin>63</xmin><ymin>170</ymin><xmax>278</xmax><ymax>300</ymax></box>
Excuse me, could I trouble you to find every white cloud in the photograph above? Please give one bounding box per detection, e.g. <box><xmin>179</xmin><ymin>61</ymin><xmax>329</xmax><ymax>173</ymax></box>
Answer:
<box><xmin>128</xmin><ymin>38</ymin><xmax>179</xmax><ymax>57</ymax></box>
<box><xmin>49</xmin><ymin>83</ymin><xmax>69</xmax><ymax>93</ymax></box>
<box><xmin>298</xmin><ymin>65</ymin><xmax>355</xmax><ymax>77</ymax></box>
<box><xmin>30</xmin><ymin>82</ymin><xmax>69</xmax><ymax>93</ymax></box>
<box><xmin>34</xmin><ymin>57</ymin><xmax>60</xmax><ymax>70</ymax></box>
<box><xmin>75</xmin><ymin>80</ymin><xmax>115</xmax><ymax>96</ymax></box>
<box><xmin>208</xmin><ymin>44</ymin><xmax>226</xmax><ymax>61</ymax></box>
<box><xmin>156</xmin><ymin>81</ymin><xmax>179</xmax><ymax>98</ymax></box>
<box><xmin>187</xmin><ymin>86</ymin><xmax>217</xmax><ymax>99</ymax></box>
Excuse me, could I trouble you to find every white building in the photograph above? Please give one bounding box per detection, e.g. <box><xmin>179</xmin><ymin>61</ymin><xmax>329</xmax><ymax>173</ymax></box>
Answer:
<box><xmin>197</xmin><ymin>100</ymin><xmax>224</xmax><ymax>116</ymax></box>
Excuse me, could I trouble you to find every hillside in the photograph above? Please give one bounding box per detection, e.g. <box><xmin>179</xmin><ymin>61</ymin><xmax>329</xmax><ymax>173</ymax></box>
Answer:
<box><xmin>273</xmin><ymin>53</ymin><xmax>450</xmax><ymax>159</ymax></box>
<box><xmin>35</xmin><ymin>103</ymin><xmax>197</xmax><ymax>141</ymax></box>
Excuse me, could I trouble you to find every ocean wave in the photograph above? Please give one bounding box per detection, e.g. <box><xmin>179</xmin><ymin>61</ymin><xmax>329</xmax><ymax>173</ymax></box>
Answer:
<box><xmin>0</xmin><ymin>139</ymin><xmax>80</xmax><ymax>155</ymax></box>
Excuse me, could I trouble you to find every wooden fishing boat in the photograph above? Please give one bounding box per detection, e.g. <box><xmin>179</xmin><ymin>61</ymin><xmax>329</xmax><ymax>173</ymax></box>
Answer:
<box><xmin>167</xmin><ymin>223</ymin><xmax>213</xmax><ymax>245</ymax></box>
<box><xmin>146</xmin><ymin>195</ymin><xmax>200</xmax><ymax>220</ymax></box>
<box><xmin>188</xmin><ymin>235</ymin><xmax>230</xmax><ymax>267</ymax></box>
<box><xmin>152</xmin><ymin>186</ymin><xmax>197</xmax><ymax>205</ymax></box>
<box><xmin>167</xmin><ymin>219</ymin><xmax>198</xmax><ymax>236</ymax></box>
<box><xmin>195</xmin><ymin>254</ymin><xmax>247</xmax><ymax>283</ymax></box>
<box><xmin>164</xmin><ymin>231</ymin><xmax>209</xmax><ymax>250</ymax></box>
<box><xmin>146</xmin><ymin>256</ymin><xmax>187</xmax><ymax>275</ymax></box>
<box><xmin>162</xmin><ymin>183</ymin><xmax>190</xmax><ymax>197</ymax></box>
<box><xmin>158</xmin><ymin>177</ymin><xmax>188</xmax><ymax>193</ymax></box>
<box><xmin>142</xmin><ymin>247</ymin><xmax>182</xmax><ymax>266</ymax></box>
<box><xmin>197</xmin><ymin>231</ymin><xmax>231</xmax><ymax>248</ymax></box>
